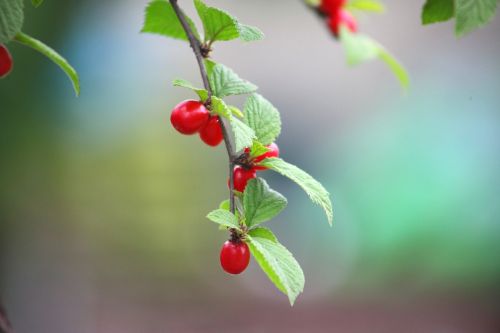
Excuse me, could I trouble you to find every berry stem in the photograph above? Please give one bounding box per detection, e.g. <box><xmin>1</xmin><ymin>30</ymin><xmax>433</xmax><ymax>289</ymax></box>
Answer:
<box><xmin>169</xmin><ymin>0</ymin><xmax>236</xmax><ymax>214</ymax></box>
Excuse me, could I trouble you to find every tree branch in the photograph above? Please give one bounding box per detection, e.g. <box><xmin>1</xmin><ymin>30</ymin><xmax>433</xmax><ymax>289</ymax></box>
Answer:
<box><xmin>0</xmin><ymin>302</ymin><xmax>13</xmax><ymax>333</ymax></box>
<box><xmin>169</xmin><ymin>0</ymin><xmax>236</xmax><ymax>214</ymax></box>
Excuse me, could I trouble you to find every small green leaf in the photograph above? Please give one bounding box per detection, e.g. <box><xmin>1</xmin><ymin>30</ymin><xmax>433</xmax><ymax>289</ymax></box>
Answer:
<box><xmin>219</xmin><ymin>199</ymin><xmax>230</xmax><ymax>211</ymax></box>
<box><xmin>32</xmin><ymin>0</ymin><xmax>44</xmax><ymax>8</ymax></box>
<box><xmin>229</xmin><ymin>105</ymin><xmax>244</xmax><ymax>118</ymax></box>
<box><xmin>247</xmin><ymin>228</ymin><xmax>305</xmax><ymax>305</ymax></box>
<box><xmin>0</xmin><ymin>0</ymin><xmax>24</xmax><ymax>44</ymax></box>
<box><xmin>172</xmin><ymin>78</ymin><xmax>208</xmax><ymax>101</ymax></box>
<box><xmin>14</xmin><ymin>32</ymin><xmax>80</xmax><ymax>96</ymax></box>
<box><xmin>211</xmin><ymin>96</ymin><xmax>232</xmax><ymax>118</ymax></box>
<box><xmin>249</xmin><ymin>141</ymin><xmax>269</xmax><ymax>158</ymax></box>
<box><xmin>346</xmin><ymin>0</ymin><xmax>385</xmax><ymax>13</ymax></box>
<box><xmin>237</xmin><ymin>23</ymin><xmax>265</xmax><ymax>42</ymax></box>
<box><xmin>142</xmin><ymin>0</ymin><xmax>200</xmax><ymax>41</ymax></box>
<box><xmin>229</xmin><ymin>116</ymin><xmax>256</xmax><ymax>152</ymax></box>
<box><xmin>244</xmin><ymin>178</ymin><xmax>287</xmax><ymax>227</ymax></box>
<box><xmin>194</xmin><ymin>0</ymin><xmax>239</xmax><ymax>42</ymax></box>
<box><xmin>243</xmin><ymin>94</ymin><xmax>281</xmax><ymax>145</ymax></box>
<box><xmin>260</xmin><ymin>158</ymin><xmax>333</xmax><ymax>225</ymax></box>
<box><xmin>455</xmin><ymin>0</ymin><xmax>498</xmax><ymax>36</ymax></box>
<box><xmin>194</xmin><ymin>0</ymin><xmax>264</xmax><ymax>43</ymax></box>
<box><xmin>340</xmin><ymin>28</ymin><xmax>409</xmax><ymax>89</ymax></box>
<box><xmin>207</xmin><ymin>209</ymin><xmax>240</xmax><ymax>229</ymax></box>
<box><xmin>421</xmin><ymin>0</ymin><xmax>455</xmax><ymax>25</ymax></box>
<box><xmin>209</xmin><ymin>62</ymin><xmax>258</xmax><ymax>98</ymax></box>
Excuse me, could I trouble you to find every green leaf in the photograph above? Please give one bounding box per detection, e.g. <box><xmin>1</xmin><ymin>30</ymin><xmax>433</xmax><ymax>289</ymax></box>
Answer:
<box><xmin>219</xmin><ymin>199</ymin><xmax>230</xmax><ymax>210</ymax></box>
<box><xmin>455</xmin><ymin>0</ymin><xmax>498</xmax><ymax>36</ymax></box>
<box><xmin>243</xmin><ymin>94</ymin><xmax>281</xmax><ymax>145</ymax></box>
<box><xmin>0</xmin><ymin>0</ymin><xmax>24</xmax><ymax>44</ymax></box>
<box><xmin>340</xmin><ymin>28</ymin><xmax>409</xmax><ymax>89</ymax></box>
<box><xmin>172</xmin><ymin>78</ymin><xmax>208</xmax><ymax>101</ymax></box>
<box><xmin>249</xmin><ymin>141</ymin><xmax>269</xmax><ymax>158</ymax></box>
<box><xmin>229</xmin><ymin>116</ymin><xmax>256</xmax><ymax>152</ymax></box>
<box><xmin>228</xmin><ymin>105</ymin><xmax>244</xmax><ymax>118</ymax></box>
<box><xmin>247</xmin><ymin>228</ymin><xmax>305</xmax><ymax>305</ymax></box>
<box><xmin>209</xmin><ymin>62</ymin><xmax>258</xmax><ymax>98</ymax></box>
<box><xmin>211</xmin><ymin>96</ymin><xmax>232</xmax><ymax>118</ymax></box>
<box><xmin>260</xmin><ymin>158</ymin><xmax>333</xmax><ymax>225</ymax></box>
<box><xmin>32</xmin><ymin>0</ymin><xmax>44</xmax><ymax>8</ymax></box>
<box><xmin>206</xmin><ymin>209</ymin><xmax>240</xmax><ymax>229</ymax></box>
<box><xmin>14</xmin><ymin>32</ymin><xmax>80</xmax><ymax>96</ymax></box>
<box><xmin>194</xmin><ymin>0</ymin><xmax>239</xmax><ymax>42</ymax></box>
<box><xmin>237</xmin><ymin>23</ymin><xmax>265</xmax><ymax>42</ymax></box>
<box><xmin>194</xmin><ymin>0</ymin><xmax>264</xmax><ymax>43</ymax></box>
<box><xmin>142</xmin><ymin>0</ymin><xmax>200</xmax><ymax>41</ymax></box>
<box><xmin>243</xmin><ymin>178</ymin><xmax>287</xmax><ymax>227</ymax></box>
<box><xmin>421</xmin><ymin>0</ymin><xmax>454</xmax><ymax>24</ymax></box>
<box><xmin>346</xmin><ymin>0</ymin><xmax>385</xmax><ymax>13</ymax></box>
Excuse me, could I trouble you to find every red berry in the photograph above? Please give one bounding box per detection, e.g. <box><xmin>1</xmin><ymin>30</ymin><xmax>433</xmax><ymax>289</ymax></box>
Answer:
<box><xmin>170</xmin><ymin>100</ymin><xmax>210</xmax><ymax>135</ymax></box>
<box><xmin>245</xmin><ymin>143</ymin><xmax>280</xmax><ymax>171</ymax></box>
<box><xmin>220</xmin><ymin>240</ymin><xmax>250</xmax><ymax>275</ymax></box>
<box><xmin>0</xmin><ymin>44</ymin><xmax>13</xmax><ymax>78</ymax></box>
<box><xmin>328</xmin><ymin>9</ymin><xmax>358</xmax><ymax>37</ymax></box>
<box><xmin>229</xmin><ymin>166</ymin><xmax>256</xmax><ymax>192</ymax></box>
<box><xmin>319</xmin><ymin>0</ymin><xmax>347</xmax><ymax>15</ymax></box>
<box><xmin>199</xmin><ymin>116</ymin><xmax>224</xmax><ymax>146</ymax></box>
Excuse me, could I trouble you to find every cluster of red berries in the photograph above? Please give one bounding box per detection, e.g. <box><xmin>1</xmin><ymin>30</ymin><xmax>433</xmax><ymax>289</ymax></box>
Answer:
<box><xmin>170</xmin><ymin>100</ymin><xmax>224</xmax><ymax>146</ymax></box>
<box><xmin>170</xmin><ymin>99</ymin><xmax>281</xmax><ymax>274</ymax></box>
<box><xmin>0</xmin><ymin>44</ymin><xmax>13</xmax><ymax>78</ymax></box>
<box><xmin>319</xmin><ymin>0</ymin><xmax>357</xmax><ymax>37</ymax></box>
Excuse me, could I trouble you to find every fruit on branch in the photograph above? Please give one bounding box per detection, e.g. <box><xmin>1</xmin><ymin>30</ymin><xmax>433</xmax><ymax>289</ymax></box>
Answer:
<box><xmin>0</xmin><ymin>45</ymin><xmax>13</xmax><ymax>78</ymax></box>
<box><xmin>328</xmin><ymin>9</ymin><xmax>357</xmax><ymax>37</ymax></box>
<box><xmin>231</xmin><ymin>166</ymin><xmax>256</xmax><ymax>192</ymax></box>
<box><xmin>245</xmin><ymin>143</ymin><xmax>280</xmax><ymax>171</ymax></box>
<box><xmin>170</xmin><ymin>100</ymin><xmax>210</xmax><ymax>135</ymax></box>
<box><xmin>199</xmin><ymin>116</ymin><xmax>224</xmax><ymax>146</ymax></box>
<box><xmin>319</xmin><ymin>0</ymin><xmax>347</xmax><ymax>15</ymax></box>
<box><xmin>220</xmin><ymin>240</ymin><xmax>250</xmax><ymax>274</ymax></box>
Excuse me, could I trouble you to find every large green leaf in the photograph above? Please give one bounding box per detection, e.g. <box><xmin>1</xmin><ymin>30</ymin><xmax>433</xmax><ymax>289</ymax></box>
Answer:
<box><xmin>141</xmin><ymin>0</ymin><xmax>200</xmax><ymax>41</ymax></box>
<box><xmin>209</xmin><ymin>62</ymin><xmax>257</xmax><ymax>98</ymax></box>
<box><xmin>0</xmin><ymin>0</ymin><xmax>24</xmax><ymax>44</ymax></box>
<box><xmin>247</xmin><ymin>228</ymin><xmax>305</xmax><ymax>305</ymax></box>
<box><xmin>422</xmin><ymin>0</ymin><xmax>454</xmax><ymax>25</ymax></box>
<box><xmin>340</xmin><ymin>28</ymin><xmax>409</xmax><ymax>89</ymax></box>
<box><xmin>194</xmin><ymin>0</ymin><xmax>264</xmax><ymax>43</ymax></box>
<box><xmin>243</xmin><ymin>178</ymin><xmax>287</xmax><ymax>227</ymax></box>
<box><xmin>260</xmin><ymin>158</ymin><xmax>333</xmax><ymax>225</ymax></box>
<box><xmin>14</xmin><ymin>32</ymin><xmax>80</xmax><ymax>96</ymax></box>
<box><xmin>455</xmin><ymin>0</ymin><xmax>498</xmax><ymax>36</ymax></box>
<box><xmin>243</xmin><ymin>94</ymin><xmax>281</xmax><ymax>145</ymax></box>
<box><xmin>229</xmin><ymin>116</ymin><xmax>256</xmax><ymax>152</ymax></box>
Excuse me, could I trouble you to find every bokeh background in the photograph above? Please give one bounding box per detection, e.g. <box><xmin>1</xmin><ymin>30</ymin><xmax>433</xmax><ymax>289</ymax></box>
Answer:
<box><xmin>1</xmin><ymin>0</ymin><xmax>500</xmax><ymax>332</ymax></box>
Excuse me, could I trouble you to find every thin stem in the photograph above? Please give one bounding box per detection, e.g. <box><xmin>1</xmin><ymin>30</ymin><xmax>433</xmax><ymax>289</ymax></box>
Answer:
<box><xmin>169</xmin><ymin>0</ymin><xmax>236</xmax><ymax>214</ymax></box>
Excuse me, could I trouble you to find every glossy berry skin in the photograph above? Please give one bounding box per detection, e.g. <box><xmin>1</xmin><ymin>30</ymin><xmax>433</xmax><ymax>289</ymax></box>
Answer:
<box><xmin>170</xmin><ymin>100</ymin><xmax>210</xmax><ymax>135</ymax></box>
<box><xmin>199</xmin><ymin>116</ymin><xmax>224</xmax><ymax>146</ymax></box>
<box><xmin>245</xmin><ymin>142</ymin><xmax>280</xmax><ymax>171</ymax></box>
<box><xmin>220</xmin><ymin>240</ymin><xmax>250</xmax><ymax>275</ymax></box>
<box><xmin>319</xmin><ymin>0</ymin><xmax>347</xmax><ymax>15</ymax></box>
<box><xmin>0</xmin><ymin>44</ymin><xmax>13</xmax><ymax>78</ymax></box>
<box><xmin>230</xmin><ymin>166</ymin><xmax>256</xmax><ymax>192</ymax></box>
<box><xmin>328</xmin><ymin>9</ymin><xmax>358</xmax><ymax>37</ymax></box>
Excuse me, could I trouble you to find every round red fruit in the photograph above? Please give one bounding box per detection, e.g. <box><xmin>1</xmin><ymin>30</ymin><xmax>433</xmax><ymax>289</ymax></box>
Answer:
<box><xmin>229</xmin><ymin>166</ymin><xmax>256</xmax><ymax>192</ymax></box>
<box><xmin>0</xmin><ymin>44</ymin><xmax>13</xmax><ymax>78</ymax></box>
<box><xmin>220</xmin><ymin>240</ymin><xmax>250</xmax><ymax>275</ymax></box>
<box><xmin>319</xmin><ymin>0</ymin><xmax>347</xmax><ymax>15</ymax></box>
<box><xmin>199</xmin><ymin>116</ymin><xmax>224</xmax><ymax>146</ymax></box>
<box><xmin>170</xmin><ymin>100</ymin><xmax>210</xmax><ymax>135</ymax></box>
<box><xmin>328</xmin><ymin>9</ymin><xmax>357</xmax><ymax>37</ymax></box>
